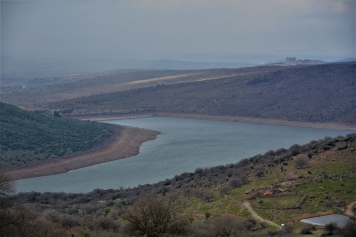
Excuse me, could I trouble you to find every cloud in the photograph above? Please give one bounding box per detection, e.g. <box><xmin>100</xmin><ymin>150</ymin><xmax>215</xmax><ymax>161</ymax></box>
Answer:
<box><xmin>1</xmin><ymin>0</ymin><xmax>354</xmax><ymax>61</ymax></box>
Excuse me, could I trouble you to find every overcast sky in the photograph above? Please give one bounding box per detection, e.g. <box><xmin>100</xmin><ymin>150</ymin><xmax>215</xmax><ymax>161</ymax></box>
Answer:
<box><xmin>1</xmin><ymin>0</ymin><xmax>355</xmax><ymax>62</ymax></box>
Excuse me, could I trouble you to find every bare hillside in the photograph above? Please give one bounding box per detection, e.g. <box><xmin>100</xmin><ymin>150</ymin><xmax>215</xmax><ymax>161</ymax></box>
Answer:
<box><xmin>39</xmin><ymin>62</ymin><xmax>356</xmax><ymax>125</ymax></box>
<box><xmin>1</xmin><ymin>66</ymin><xmax>294</xmax><ymax>107</ymax></box>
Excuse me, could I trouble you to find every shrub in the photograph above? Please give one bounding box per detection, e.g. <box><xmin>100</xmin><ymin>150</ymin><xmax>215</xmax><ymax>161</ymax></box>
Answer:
<box><xmin>267</xmin><ymin>163</ymin><xmax>274</xmax><ymax>167</ymax></box>
<box><xmin>122</xmin><ymin>195</ymin><xmax>189</xmax><ymax>236</ymax></box>
<box><xmin>300</xmin><ymin>224</ymin><xmax>315</xmax><ymax>234</ymax></box>
<box><xmin>341</xmin><ymin>220</ymin><xmax>356</xmax><ymax>237</ymax></box>
<box><xmin>267</xmin><ymin>230</ymin><xmax>278</xmax><ymax>236</ymax></box>
<box><xmin>256</xmin><ymin>170</ymin><xmax>264</xmax><ymax>177</ymax></box>
<box><xmin>219</xmin><ymin>185</ymin><xmax>231</xmax><ymax>195</ymax></box>
<box><xmin>325</xmin><ymin>222</ymin><xmax>338</xmax><ymax>235</ymax></box>
<box><xmin>229</xmin><ymin>178</ymin><xmax>242</xmax><ymax>188</ymax></box>
<box><xmin>209</xmin><ymin>215</ymin><xmax>244</xmax><ymax>236</ymax></box>
<box><xmin>284</xmin><ymin>223</ymin><xmax>294</xmax><ymax>233</ymax></box>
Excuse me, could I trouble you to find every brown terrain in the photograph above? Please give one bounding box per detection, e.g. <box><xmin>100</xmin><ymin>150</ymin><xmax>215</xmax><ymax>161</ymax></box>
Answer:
<box><xmin>243</xmin><ymin>200</ymin><xmax>280</xmax><ymax>228</ymax></box>
<box><xmin>9</xmin><ymin>125</ymin><xmax>160</xmax><ymax>180</ymax></box>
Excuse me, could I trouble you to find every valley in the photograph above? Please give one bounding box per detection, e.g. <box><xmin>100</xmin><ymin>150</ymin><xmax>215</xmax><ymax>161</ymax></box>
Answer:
<box><xmin>1</xmin><ymin>62</ymin><xmax>355</xmax><ymax>236</ymax></box>
<box><xmin>2</xmin><ymin>63</ymin><xmax>354</xmax><ymax>128</ymax></box>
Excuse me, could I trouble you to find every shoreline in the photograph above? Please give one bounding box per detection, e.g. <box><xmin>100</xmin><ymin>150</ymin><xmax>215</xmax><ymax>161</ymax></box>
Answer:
<box><xmin>77</xmin><ymin>113</ymin><xmax>356</xmax><ymax>131</ymax></box>
<box><xmin>295</xmin><ymin>211</ymin><xmax>335</xmax><ymax>221</ymax></box>
<box><xmin>10</xmin><ymin>113</ymin><xmax>355</xmax><ymax>181</ymax></box>
<box><xmin>10</xmin><ymin>125</ymin><xmax>160</xmax><ymax>181</ymax></box>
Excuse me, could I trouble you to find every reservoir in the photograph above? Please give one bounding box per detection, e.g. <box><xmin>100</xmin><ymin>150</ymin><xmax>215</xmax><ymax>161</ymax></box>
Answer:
<box><xmin>16</xmin><ymin>117</ymin><xmax>353</xmax><ymax>193</ymax></box>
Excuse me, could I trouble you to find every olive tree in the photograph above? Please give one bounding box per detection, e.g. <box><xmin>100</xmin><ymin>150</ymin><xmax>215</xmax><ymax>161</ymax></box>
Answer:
<box><xmin>294</xmin><ymin>156</ymin><xmax>309</xmax><ymax>169</ymax></box>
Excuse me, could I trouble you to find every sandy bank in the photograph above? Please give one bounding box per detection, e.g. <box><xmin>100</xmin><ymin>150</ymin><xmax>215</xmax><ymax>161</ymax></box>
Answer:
<box><xmin>10</xmin><ymin>125</ymin><xmax>160</xmax><ymax>180</ymax></box>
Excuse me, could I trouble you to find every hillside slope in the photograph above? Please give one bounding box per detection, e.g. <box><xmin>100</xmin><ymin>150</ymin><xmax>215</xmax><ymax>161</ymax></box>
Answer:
<box><xmin>43</xmin><ymin>62</ymin><xmax>356</xmax><ymax>125</ymax></box>
<box><xmin>1</xmin><ymin>66</ymin><xmax>291</xmax><ymax>107</ymax></box>
<box><xmin>0</xmin><ymin>102</ymin><xmax>112</xmax><ymax>168</ymax></box>
<box><xmin>14</xmin><ymin>134</ymin><xmax>356</xmax><ymax>236</ymax></box>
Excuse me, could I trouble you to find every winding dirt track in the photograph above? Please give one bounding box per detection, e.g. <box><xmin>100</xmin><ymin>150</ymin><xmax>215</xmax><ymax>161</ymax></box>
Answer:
<box><xmin>243</xmin><ymin>200</ymin><xmax>280</xmax><ymax>228</ymax></box>
<box><xmin>10</xmin><ymin>125</ymin><xmax>160</xmax><ymax>180</ymax></box>
<box><xmin>345</xmin><ymin>200</ymin><xmax>356</xmax><ymax>217</ymax></box>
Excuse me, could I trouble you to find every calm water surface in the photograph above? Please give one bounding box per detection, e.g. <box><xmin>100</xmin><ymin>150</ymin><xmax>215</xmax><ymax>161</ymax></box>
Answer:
<box><xmin>16</xmin><ymin>117</ymin><xmax>353</xmax><ymax>193</ymax></box>
<box><xmin>300</xmin><ymin>214</ymin><xmax>353</xmax><ymax>226</ymax></box>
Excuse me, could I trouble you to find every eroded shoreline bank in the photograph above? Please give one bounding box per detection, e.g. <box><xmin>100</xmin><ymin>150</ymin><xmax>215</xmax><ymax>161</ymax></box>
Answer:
<box><xmin>10</xmin><ymin>125</ymin><xmax>160</xmax><ymax>180</ymax></box>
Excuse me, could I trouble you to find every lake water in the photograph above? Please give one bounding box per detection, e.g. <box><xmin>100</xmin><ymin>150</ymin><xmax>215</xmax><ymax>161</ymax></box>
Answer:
<box><xmin>300</xmin><ymin>214</ymin><xmax>354</xmax><ymax>226</ymax></box>
<box><xmin>16</xmin><ymin>117</ymin><xmax>353</xmax><ymax>193</ymax></box>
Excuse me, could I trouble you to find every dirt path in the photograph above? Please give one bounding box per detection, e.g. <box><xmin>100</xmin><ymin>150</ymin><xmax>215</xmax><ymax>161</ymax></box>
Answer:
<box><xmin>345</xmin><ymin>200</ymin><xmax>356</xmax><ymax>217</ymax></box>
<box><xmin>10</xmin><ymin>125</ymin><xmax>160</xmax><ymax>180</ymax></box>
<box><xmin>243</xmin><ymin>200</ymin><xmax>280</xmax><ymax>228</ymax></box>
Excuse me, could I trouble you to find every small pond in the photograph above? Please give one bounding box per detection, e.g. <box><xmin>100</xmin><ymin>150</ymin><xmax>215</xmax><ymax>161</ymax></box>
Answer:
<box><xmin>300</xmin><ymin>214</ymin><xmax>353</xmax><ymax>226</ymax></box>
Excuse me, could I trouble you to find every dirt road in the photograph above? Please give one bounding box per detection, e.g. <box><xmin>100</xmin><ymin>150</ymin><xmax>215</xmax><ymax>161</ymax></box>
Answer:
<box><xmin>243</xmin><ymin>200</ymin><xmax>280</xmax><ymax>228</ymax></box>
<box><xmin>345</xmin><ymin>200</ymin><xmax>356</xmax><ymax>217</ymax></box>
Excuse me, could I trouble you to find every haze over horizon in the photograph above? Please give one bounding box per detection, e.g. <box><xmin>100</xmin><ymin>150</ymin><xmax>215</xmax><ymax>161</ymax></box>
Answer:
<box><xmin>1</xmin><ymin>0</ymin><xmax>355</xmax><ymax>73</ymax></box>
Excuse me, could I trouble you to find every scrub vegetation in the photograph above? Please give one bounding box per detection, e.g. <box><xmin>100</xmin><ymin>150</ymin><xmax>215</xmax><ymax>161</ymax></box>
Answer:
<box><xmin>1</xmin><ymin>134</ymin><xmax>355</xmax><ymax>236</ymax></box>
<box><xmin>0</xmin><ymin>102</ymin><xmax>112</xmax><ymax>168</ymax></box>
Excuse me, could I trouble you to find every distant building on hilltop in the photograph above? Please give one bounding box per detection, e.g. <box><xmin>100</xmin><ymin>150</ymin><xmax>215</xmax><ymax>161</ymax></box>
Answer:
<box><xmin>286</xmin><ymin>57</ymin><xmax>296</xmax><ymax>62</ymax></box>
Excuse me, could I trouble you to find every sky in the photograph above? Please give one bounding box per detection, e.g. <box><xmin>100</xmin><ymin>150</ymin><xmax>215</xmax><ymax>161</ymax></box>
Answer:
<box><xmin>1</xmin><ymin>0</ymin><xmax>355</xmax><ymax>63</ymax></box>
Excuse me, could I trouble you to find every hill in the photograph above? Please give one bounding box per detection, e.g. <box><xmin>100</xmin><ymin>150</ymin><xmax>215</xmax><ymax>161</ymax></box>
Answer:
<box><xmin>0</xmin><ymin>65</ymin><xmax>290</xmax><ymax>107</ymax></box>
<box><xmin>4</xmin><ymin>133</ymin><xmax>355</xmax><ymax>236</ymax></box>
<box><xmin>0</xmin><ymin>102</ymin><xmax>113</xmax><ymax>168</ymax></box>
<box><xmin>40</xmin><ymin>62</ymin><xmax>355</xmax><ymax>126</ymax></box>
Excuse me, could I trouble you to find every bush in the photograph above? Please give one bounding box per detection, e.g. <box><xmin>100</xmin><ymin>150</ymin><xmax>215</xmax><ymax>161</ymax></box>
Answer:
<box><xmin>122</xmin><ymin>195</ymin><xmax>189</xmax><ymax>236</ymax></box>
<box><xmin>229</xmin><ymin>178</ymin><xmax>242</xmax><ymax>188</ymax></box>
<box><xmin>341</xmin><ymin>220</ymin><xmax>356</xmax><ymax>237</ymax></box>
<box><xmin>325</xmin><ymin>222</ymin><xmax>338</xmax><ymax>235</ymax></box>
<box><xmin>219</xmin><ymin>185</ymin><xmax>231</xmax><ymax>195</ymax></box>
<box><xmin>97</xmin><ymin>217</ymin><xmax>120</xmax><ymax>231</ymax></box>
<box><xmin>284</xmin><ymin>223</ymin><xmax>294</xmax><ymax>233</ymax></box>
<box><xmin>208</xmin><ymin>215</ymin><xmax>244</xmax><ymax>236</ymax></box>
<box><xmin>256</xmin><ymin>170</ymin><xmax>265</xmax><ymax>177</ymax></box>
<box><xmin>300</xmin><ymin>224</ymin><xmax>315</xmax><ymax>234</ymax></box>
<box><xmin>267</xmin><ymin>230</ymin><xmax>278</xmax><ymax>236</ymax></box>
